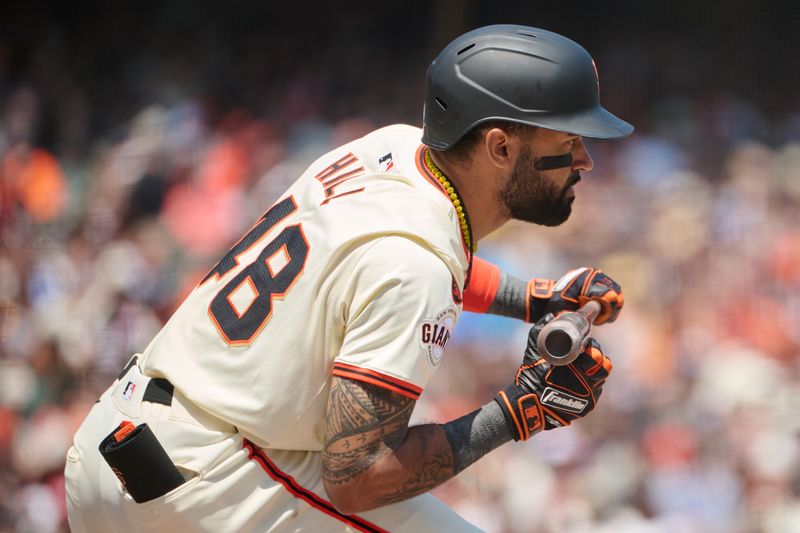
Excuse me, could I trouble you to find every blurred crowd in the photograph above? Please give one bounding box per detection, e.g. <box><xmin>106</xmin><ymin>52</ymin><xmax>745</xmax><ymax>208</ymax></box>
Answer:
<box><xmin>2</xmin><ymin>5</ymin><xmax>800</xmax><ymax>533</ymax></box>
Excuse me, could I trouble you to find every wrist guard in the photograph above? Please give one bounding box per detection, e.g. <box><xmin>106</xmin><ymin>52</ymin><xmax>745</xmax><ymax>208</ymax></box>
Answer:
<box><xmin>494</xmin><ymin>384</ymin><xmax>544</xmax><ymax>441</ymax></box>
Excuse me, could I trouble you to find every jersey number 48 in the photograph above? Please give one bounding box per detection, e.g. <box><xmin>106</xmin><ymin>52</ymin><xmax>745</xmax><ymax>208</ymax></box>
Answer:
<box><xmin>201</xmin><ymin>197</ymin><xmax>309</xmax><ymax>345</ymax></box>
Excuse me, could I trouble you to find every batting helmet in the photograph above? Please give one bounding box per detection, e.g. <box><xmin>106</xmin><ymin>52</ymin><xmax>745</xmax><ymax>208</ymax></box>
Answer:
<box><xmin>422</xmin><ymin>25</ymin><xmax>634</xmax><ymax>150</ymax></box>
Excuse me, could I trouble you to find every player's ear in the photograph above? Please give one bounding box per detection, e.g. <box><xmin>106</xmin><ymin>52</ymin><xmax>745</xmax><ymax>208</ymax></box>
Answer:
<box><xmin>483</xmin><ymin>127</ymin><xmax>514</xmax><ymax>170</ymax></box>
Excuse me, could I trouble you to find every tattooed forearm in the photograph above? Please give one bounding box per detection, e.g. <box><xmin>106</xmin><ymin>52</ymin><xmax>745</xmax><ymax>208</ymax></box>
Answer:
<box><xmin>323</xmin><ymin>377</ymin><xmax>414</xmax><ymax>485</ymax></box>
<box><xmin>322</xmin><ymin>377</ymin><xmax>513</xmax><ymax>513</ymax></box>
<box><xmin>373</xmin><ymin>435</ymin><xmax>455</xmax><ymax>507</ymax></box>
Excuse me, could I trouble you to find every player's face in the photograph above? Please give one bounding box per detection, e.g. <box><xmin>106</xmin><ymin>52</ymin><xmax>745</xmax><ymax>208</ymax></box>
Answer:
<box><xmin>500</xmin><ymin>130</ymin><xmax>593</xmax><ymax>226</ymax></box>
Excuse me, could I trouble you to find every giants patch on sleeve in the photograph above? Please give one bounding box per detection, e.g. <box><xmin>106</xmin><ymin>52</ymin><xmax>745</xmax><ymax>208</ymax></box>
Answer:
<box><xmin>419</xmin><ymin>307</ymin><xmax>458</xmax><ymax>368</ymax></box>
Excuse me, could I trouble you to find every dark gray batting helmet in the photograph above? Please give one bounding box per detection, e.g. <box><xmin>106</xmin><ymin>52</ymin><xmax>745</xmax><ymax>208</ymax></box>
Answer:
<box><xmin>422</xmin><ymin>25</ymin><xmax>634</xmax><ymax>150</ymax></box>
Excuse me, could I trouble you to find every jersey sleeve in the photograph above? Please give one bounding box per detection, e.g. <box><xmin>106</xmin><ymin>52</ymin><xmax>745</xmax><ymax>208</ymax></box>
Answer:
<box><xmin>333</xmin><ymin>236</ymin><xmax>461</xmax><ymax>400</ymax></box>
<box><xmin>462</xmin><ymin>255</ymin><xmax>502</xmax><ymax>313</ymax></box>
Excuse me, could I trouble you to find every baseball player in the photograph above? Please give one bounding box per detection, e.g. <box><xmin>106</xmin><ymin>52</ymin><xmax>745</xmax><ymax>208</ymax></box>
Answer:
<box><xmin>65</xmin><ymin>25</ymin><xmax>632</xmax><ymax>532</ymax></box>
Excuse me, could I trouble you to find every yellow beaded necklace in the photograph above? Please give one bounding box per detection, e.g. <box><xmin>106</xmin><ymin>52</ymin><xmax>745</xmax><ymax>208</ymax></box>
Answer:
<box><xmin>424</xmin><ymin>148</ymin><xmax>475</xmax><ymax>288</ymax></box>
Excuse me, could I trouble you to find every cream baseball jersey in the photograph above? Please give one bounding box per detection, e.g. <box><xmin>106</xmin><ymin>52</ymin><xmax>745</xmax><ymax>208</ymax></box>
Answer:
<box><xmin>138</xmin><ymin>125</ymin><xmax>468</xmax><ymax>451</ymax></box>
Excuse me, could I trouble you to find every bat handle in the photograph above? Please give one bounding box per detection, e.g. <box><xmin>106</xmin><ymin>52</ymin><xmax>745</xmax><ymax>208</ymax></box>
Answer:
<box><xmin>536</xmin><ymin>300</ymin><xmax>602</xmax><ymax>366</ymax></box>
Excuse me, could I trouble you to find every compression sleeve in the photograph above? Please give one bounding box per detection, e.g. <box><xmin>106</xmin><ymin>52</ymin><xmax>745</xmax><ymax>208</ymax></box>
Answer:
<box><xmin>463</xmin><ymin>256</ymin><xmax>530</xmax><ymax>321</ymax></box>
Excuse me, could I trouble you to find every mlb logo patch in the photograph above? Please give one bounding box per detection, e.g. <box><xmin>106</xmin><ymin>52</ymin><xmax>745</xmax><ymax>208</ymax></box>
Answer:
<box><xmin>378</xmin><ymin>152</ymin><xmax>394</xmax><ymax>172</ymax></box>
<box><xmin>122</xmin><ymin>381</ymin><xmax>136</xmax><ymax>401</ymax></box>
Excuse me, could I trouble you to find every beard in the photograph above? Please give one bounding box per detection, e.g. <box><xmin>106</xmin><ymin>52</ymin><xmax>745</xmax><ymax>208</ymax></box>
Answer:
<box><xmin>499</xmin><ymin>147</ymin><xmax>580</xmax><ymax>226</ymax></box>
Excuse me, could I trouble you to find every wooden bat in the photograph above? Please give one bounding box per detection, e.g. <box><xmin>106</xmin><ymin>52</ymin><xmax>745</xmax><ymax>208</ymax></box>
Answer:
<box><xmin>536</xmin><ymin>300</ymin><xmax>602</xmax><ymax>366</ymax></box>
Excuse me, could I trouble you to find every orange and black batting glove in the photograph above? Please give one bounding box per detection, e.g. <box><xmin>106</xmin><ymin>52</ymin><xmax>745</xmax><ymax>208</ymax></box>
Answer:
<box><xmin>495</xmin><ymin>314</ymin><xmax>612</xmax><ymax>441</ymax></box>
<box><xmin>527</xmin><ymin>267</ymin><xmax>624</xmax><ymax>325</ymax></box>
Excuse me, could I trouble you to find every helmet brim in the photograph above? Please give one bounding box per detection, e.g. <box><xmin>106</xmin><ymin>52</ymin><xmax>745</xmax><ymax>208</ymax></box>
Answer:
<box><xmin>535</xmin><ymin>105</ymin><xmax>634</xmax><ymax>140</ymax></box>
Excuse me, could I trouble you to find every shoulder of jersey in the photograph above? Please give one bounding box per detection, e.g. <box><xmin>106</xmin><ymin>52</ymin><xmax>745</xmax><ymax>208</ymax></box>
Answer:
<box><xmin>301</xmin><ymin>123</ymin><xmax>452</xmax><ymax>227</ymax></box>
<box><xmin>301</xmin><ymin>124</ymin><xmax>468</xmax><ymax>284</ymax></box>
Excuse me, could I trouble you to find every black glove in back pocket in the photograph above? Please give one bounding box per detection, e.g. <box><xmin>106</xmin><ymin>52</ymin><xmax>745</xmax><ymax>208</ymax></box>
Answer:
<box><xmin>99</xmin><ymin>422</ymin><xmax>185</xmax><ymax>503</ymax></box>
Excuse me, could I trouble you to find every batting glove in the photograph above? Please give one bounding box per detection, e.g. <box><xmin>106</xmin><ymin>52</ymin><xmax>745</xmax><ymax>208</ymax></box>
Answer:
<box><xmin>495</xmin><ymin>314</ymin><xmax>612</xmax><ymax>441</ymax></box>
<box><xmin>528</xmin><ymin>267</ymin><xmax>624</xmax><ymax>325</ymax></box>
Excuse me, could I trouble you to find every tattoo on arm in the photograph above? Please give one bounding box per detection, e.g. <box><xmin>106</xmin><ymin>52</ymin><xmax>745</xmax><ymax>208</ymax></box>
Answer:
<box><xmin>372</xmin><ymin>443</ymin><xmax>454</xmax><ymax>507</ymax></box>
<box><xmin>322</xmin><ymin>378</ymin><xmax>512</xmax><ymax>509</ymax></box>
<box><xmin>322</xmin><ymin>377</ymin><xmax>458</xmax><ymax>508</ymax></box>
<box><xmin>322</xmin><ymin>377</ymin><xmax>414</xmax><ymax>485</ymax></box>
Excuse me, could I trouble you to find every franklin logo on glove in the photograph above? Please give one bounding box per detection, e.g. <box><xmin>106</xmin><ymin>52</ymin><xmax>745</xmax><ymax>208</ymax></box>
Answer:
<box><xmin>541</xmin><ymin>388</ymin><xmax>589</xmax><ymax>413</ymax></box>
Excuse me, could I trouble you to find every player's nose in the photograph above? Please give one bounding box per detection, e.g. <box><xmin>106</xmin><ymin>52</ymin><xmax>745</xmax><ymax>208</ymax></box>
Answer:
<box><xmin>572</xmin><ymin>139</ymin><xmax>594</xmax><ymax>172</ymax></box>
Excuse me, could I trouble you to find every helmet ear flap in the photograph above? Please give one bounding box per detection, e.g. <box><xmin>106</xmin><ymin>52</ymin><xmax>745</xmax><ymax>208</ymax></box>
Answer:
<box><xmin>421</xmin><ymin>24</ymin><xmax>633</xmax><ymax>150</ymax></box>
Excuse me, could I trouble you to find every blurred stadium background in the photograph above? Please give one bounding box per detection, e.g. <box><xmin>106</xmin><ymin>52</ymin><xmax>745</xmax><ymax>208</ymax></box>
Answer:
<box><xmin>1</xmin><ymin>1</ymin><xmax>799</xmax><ymax>531</ymax></box>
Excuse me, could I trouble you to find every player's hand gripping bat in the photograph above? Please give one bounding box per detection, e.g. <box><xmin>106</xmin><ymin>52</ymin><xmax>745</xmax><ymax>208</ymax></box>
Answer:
<box><xmin>536</xmin><ymin>300</ymin><xmax>602</xmax><ymax>366</ymax></box>
<box><xmin>495</xmin><ymin>301</ymin><xmax>612</xmax><ymax>440</ymax></box>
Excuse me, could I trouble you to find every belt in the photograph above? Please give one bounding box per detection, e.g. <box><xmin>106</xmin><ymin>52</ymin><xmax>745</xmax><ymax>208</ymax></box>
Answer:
<box><xmin>117</xmin><ymin>355</ymin><xmax>175</xmax><ymax>406</ymax></box>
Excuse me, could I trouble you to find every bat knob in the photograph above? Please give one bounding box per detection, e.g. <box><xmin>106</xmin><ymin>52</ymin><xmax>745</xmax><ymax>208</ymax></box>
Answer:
<box><xmin>536</xmin><ymin>300</ymin><xmax>601</xmax><ymax>366</ymax></box>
